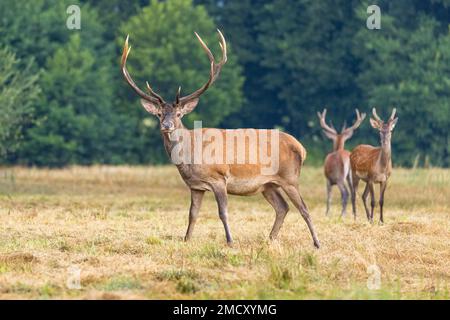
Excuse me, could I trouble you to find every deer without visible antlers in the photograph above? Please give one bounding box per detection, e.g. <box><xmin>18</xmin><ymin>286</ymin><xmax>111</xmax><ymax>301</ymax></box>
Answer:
<box><xmin>317</xmin><ymin>109</ymin><xmax>366</xmax><ymax>217</ymax></box>
<box><xmin>350</xmin><ymin>108</ymin><xmax>398</xmax><ymax>224</ymax></box>
<box><xmin>121</xmin><ymin>30</ymin><xmax>320</xmax><ymax>248</ymax></box>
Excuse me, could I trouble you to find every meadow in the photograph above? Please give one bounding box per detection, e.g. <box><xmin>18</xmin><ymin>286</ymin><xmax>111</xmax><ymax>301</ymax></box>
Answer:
<box><xmin>0</xmin><ymin>165</ymin><xmax>448</xmax><ymax>299</ymax></box>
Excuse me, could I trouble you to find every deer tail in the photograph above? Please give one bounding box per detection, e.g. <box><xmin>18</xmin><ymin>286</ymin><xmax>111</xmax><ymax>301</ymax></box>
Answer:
<box><xmin>291</xmin><ymin>139</ymin><xmax>307</xmax><ymax>165</ymax></box>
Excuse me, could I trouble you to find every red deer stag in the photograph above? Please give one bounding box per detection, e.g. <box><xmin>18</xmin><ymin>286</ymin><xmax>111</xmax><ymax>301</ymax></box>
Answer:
<box><xmin>317</xmin><ymin>109</ymin><xmax>366</xmax><ymax>217</ymax></box>
<box><xmin>121</xmin><ymin>30</ymin><xmax>320</xmax><ymax>248</ymax></box>
<box><xmin>350</xmin><ymin>108</ymin><xmax>398</xmax><ymax>224</ymax></box>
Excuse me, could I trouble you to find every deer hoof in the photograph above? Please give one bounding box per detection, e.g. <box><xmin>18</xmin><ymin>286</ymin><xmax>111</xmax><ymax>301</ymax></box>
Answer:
<box><xmin>313</xmin><ymin>240</ymin><xmax>321</xmax><ymax>249</ymax></box>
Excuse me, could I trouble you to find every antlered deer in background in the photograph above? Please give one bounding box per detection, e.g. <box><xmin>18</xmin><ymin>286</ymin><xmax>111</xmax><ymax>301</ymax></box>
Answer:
<box><xmin>317</xmin><ymin>109</ymin><xmax>366</xmax><ymax>217</ymax></box>
<box><xmin>121</xmin><ymin>30</ymin><xmax>320</xmax><ymax>248</ymax></box>
<box><xmin>350</xmin><ymin>108</ymin><xmax>398</xmax><ymax>224</ymax></box>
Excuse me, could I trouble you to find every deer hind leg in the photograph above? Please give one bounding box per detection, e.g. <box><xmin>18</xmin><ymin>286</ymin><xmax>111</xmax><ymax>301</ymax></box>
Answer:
<box><xmin>211</xmin><ymin>184</ymin><xmax>233</xmax><ymax>245</ymax></box>
<box><xmin>379</xmin><ymin>181</ymin><xmax>387</xmax><ymax>225</ymax></box>
<box><xmin>351</xmin><ymin>174</ymin><xmax>359</xmax><ymax>219</ymax></box>
<box><xmin>325</xmin><ymin>180</ymin><xmax>332</xmax><ymax>216</ymax></box>
<box><xmin>263</xmin><ymin>186</ymin><xmax>289</xmax><ymax>240</ymax></box>
<box><xmin>281</xmin><ymin>184</ymin><xmax>320</xmax><ymax>248</ymax></box>
<box><xmin>184</xmin><ymin>190</ymin><xmax>205</xmax><ymax>242</ymax></box>
<box><xmin>362</xmin><ymin>182</ymin><xmax>371</xmax><ymax>221</ymax></box>
<box><xmin>368</xmin><ymin>182</ymin><xmax>376</xmax><ymax>224</ymax></box>
<box><xmin>337</xmin><ymin>181</ymin><xmax>349</xmax><ymax>217</ymax></box>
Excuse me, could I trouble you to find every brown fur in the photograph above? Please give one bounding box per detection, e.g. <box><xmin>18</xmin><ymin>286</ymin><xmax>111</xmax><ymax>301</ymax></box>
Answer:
<box><xmin>161</xmin><ymin>126</ymin><xmax>319</xmax><ymax>248</ymax></box>
<box><xmin>317</xmin><ymin>109</ymin><xmax>366</xmax><ymax>217</ymax></box>
<box><xmin>350</xmin><ymin>145</ymin><xmax>391</xmax><ymax>181</ymax></box>
<box><xmin>350</xmin><ymin>108</ymin><xmax>398</xmax><ymax>223</ymax></box>
<box><xmin>121</xmin><ymin>31</ymin><xmax>320</xmax><ymax>248</ymax></box>
<box><xmin>324</xmin><ymin>150</ymin><xmax>350</xmax><ymax>184</ymax></box>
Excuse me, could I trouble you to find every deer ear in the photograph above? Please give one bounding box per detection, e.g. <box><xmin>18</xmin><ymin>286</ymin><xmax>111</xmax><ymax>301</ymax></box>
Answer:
<box><xmin>370</xmin><ymin>118</ymin><xmax>381</xmax><ymax>129</ymax></box>
<box><xmin>180</xmin><ymin>98</ymin><xmax>199</xmax><ymax>115</ymax></box>
<box><xmin>140</xmin><ymin>99</ymin><xmax>160</xmax><ymax>115</ymax></box>
<box><xmin>390</xmin><ymin>117</ymin><xmax>398</xmax><ymax>130</ymax></box>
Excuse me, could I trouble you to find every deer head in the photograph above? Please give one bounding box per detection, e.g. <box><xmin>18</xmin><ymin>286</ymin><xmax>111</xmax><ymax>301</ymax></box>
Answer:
<box><xmin>317</xmin><ymin>109</ymin><xmax>366</xmax><ymax>150</ymax></box>
<box><xmin>369</xmin><ymin>108</ymin><xmax>398</xmax><ymax>146</ymax></box>
<box><xmin>121</xmin><ymin>30</ymin><xmax>227</xmax><ymax>133</ymax></box>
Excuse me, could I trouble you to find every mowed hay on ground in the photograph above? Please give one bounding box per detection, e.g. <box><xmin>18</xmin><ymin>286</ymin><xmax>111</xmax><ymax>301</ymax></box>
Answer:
<box><xmin>0</xmin><ymin>165</ymin><xmax>449</xmax><ymax>299</ymax></box>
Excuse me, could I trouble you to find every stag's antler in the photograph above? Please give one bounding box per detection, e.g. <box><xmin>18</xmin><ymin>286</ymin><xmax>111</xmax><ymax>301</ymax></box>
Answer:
<box><xmin>146</xmin><ymin>82</ymin><xmax>165</xmax><ymax>104</ymax></box>
<box><xmin>121</xmin><ymin>35</ymin><xmax>165</xmax><ymax>105</ymax></box>
<box><xmin>179</xmin><ymin>29</ymin><xmax>227</xmax><ymax>104</ymax></box>
<box><xmin>317</xmin><ymin>109</ymin><xmax>337</xmax><ymax>135</ymax></box>
<box><xmin>389</xmin><ymin>108</ymin><xmax>397</xmax><ymax>121</ymax></box>
<box><xmin>372</xmin><ymin>108</ymin><xmax>383</xmax><ymax>124</ymax></box>
<box><xmin>372</xmin><ymin>107</ymin><xmax>397</xmax><ymax>124</ymax></box>
<box><xmin>342</xmin><ymin>109</ymin><xmax>366</xmax><ymax>134</ymax></box>
<box><xmin>175</xmin><ymin>86</ymin><xmax>181</xmax><ymax>105</ymax></box>
<box><xmin>122</xmin><ymin>31</ymin><xmax>227</xmax><ymax>106</ymax></box>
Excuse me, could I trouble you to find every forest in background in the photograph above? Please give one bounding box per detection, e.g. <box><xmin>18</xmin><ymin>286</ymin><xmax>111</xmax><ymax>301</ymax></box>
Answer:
<box><xmin>0</xmin><ymin>0</ymin><xmax>449</xmax><ymax>167</ymax></box>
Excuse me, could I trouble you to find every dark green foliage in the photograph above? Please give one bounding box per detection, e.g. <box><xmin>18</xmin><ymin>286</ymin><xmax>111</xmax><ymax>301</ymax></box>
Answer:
<box><xmin>354</xmin><ymin>12</ymin><xmax>450</xmax><ymax>166</ymax></box>
<box><xmin>200</xmin><ymin>0</ymin><xmax>450</xmax><ymax>166</ymax></box>
<box><xmin>0</xmin><ymin>1</ymin><xmax>109</xmax><ymax>68</ymax></box>
<box><xmin>257</xmin><ymin>0</ymin><xmax>362</xmax><ymax>163</ymax></box>
<box><xmin>0</xmin><ymin>0</ymin><xmax>121</xmax><ymax>166</ymax></box>
<box><xmin>116</xmin><ymin>0</ymin><xmax>244</xmax><ymax>163</ymax></box>
<box><xmin>0</xmin><ymin>0</ymin><xmax>448</xmax><ymax>166</ymax></box>
<box><xmin>17</xmin><ymin>34</ymin><xmax>118</xmax><ymax>166</ymax></box>
<box><xmin>0</xmin><ymin>48</ymin><xmax>40</xmax><ymax>157</ymax></box>
<box><xmin>194</xmin><ymin>0</ymin><xmax>282</xmax><ymax>130</ymax></box>
<box><xmin>118</xmin><ymin>0</ymin><xmax>244</xmax><ymax>126</ymax></box>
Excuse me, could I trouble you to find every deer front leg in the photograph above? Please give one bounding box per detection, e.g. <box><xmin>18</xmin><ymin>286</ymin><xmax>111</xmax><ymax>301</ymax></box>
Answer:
<box><xmin>325</xmin><ymin>180</ymin><xmax>332</xmax><ymax>215</ymax></box>
<box><xmin>361</xmin><ymin>183</ymin><xmax>370</xmax><ymax>221</ymax></box>
<box><xmin>351</xmin><ymin>174</ymin><xmax>359</xmax><ymax>219</ymax></box>
<box><xmin>379</xmin><ymin>181</ymin><xmax>387</xmax><ymax>224</ymax></box>
<box><xmin>347</xmin><ymin>173</ymin><xmax>355</xmax><ymax>219</ymax></box>
<box><xmin>212</xmin><ymin>185</ymin><xmax>233</xmax><ymax>245</ymax></box>
<box><xmin>184</xmin><ymin>189</ymin><xmax>205</xmax><ymax>241</ymax></box>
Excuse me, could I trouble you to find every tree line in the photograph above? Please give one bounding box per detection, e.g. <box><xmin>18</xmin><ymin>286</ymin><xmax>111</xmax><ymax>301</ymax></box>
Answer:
<box><xmin>0</xmin><ymin>0</ymin><xmax>449</xmax><ymax>167</ymax></box>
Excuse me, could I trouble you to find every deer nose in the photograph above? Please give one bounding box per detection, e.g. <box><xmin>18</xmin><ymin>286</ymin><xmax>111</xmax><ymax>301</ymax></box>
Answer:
<box><xmin>161</xmin><ymin>120</ymin><xmax>174</xmax><ymax>131</ymax></box>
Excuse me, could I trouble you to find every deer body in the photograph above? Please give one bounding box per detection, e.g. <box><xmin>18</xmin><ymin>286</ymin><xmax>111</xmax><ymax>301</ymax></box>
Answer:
<box><xmin>317</xmin><ymin>109</ymin><xmax>366</xmax><ymax>217</ymax></box>
<box><xmin>162</xmin><ymin>127</ymin><xmax>306</xmax><ymax>196</ymax></box>
<box><xmin>121</xmin><ymin>31</ymin><xmax>320</xmax><ymax>248</ymax></box>
<box><xmin>351</xmin><ymin>145</ymin><xmax>392</xmax><ymax>183</ymax></box>
<box><xmin>350</xmin><ymin>108</ymin><xmax>398</xmax><ymax>224</ymax></box>
<box><xmin>324</xmin><ymin>149</ymin><xmax>351</xmax><ymax>185</ymax></box>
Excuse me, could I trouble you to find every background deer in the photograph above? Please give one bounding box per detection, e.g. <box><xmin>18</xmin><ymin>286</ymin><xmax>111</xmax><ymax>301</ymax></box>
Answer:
<box><xmin>121</xmin><ymin>30</ymin><xmax>320</xmax><ymax>248</ymax></box>
<box><xmin>350</xmin><ymin>108</ymin><xmax>398</xmax><ymax>224</ymax></box>
<box><xmin>317</xmin><ymin>109</ymin><xmax>366</xmax><ymax>217</ymax></box>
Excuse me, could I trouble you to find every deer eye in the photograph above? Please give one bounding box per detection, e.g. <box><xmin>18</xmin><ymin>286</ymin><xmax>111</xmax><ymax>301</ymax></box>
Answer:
<box><xmin>176</xmin><ymin>112</ymin><xmax>181</xmax><ymax>117</ymax></box>
<box><xmin>157</xmin><ymin>112</ymin><xmax>162</xmax><ymax>117</ymax></box>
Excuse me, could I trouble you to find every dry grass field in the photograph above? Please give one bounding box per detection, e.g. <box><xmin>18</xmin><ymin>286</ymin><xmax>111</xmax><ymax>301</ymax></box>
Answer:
<box><xmin>0</xmin><ymin>165</ymin><xmax>449</xmax><ymax>299</ymax></box>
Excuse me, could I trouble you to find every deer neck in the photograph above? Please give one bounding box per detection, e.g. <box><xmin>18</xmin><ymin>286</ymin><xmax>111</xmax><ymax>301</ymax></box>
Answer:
<box><xmin>334</xmin><ymin>136</ymin><xmax>345</xmax><ymax>151</ymax></box>
<box><xmin>379</xmin><ymin>139</ymin><xmax>392</xmax><ymax>169</ymax></box>
<box><xmin>161</xmin><ymin>121</ymin><xmax>188</xmax><ymax>160</ymax></box>
<box><xmin>161</xmin><ymin>122</ymin><xmax>195</xmax><ymax>182</ymax></box>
